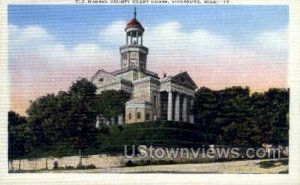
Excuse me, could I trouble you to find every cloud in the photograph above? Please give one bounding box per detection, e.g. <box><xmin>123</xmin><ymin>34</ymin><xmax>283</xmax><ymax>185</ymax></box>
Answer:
<box><xmin>98</xmin><ymin>21</ymin><xmax>234</xmax><ymax>56</ymax></box>
<box><xmin>145</xmin><ymin>21</ymin><xmax>233</xmax><ymax>55</ymax></box>
<box><xmin>98</xmin><ymin>20</ymin><xmax>288</xmax><ymax>61</ymax></box>
<box><xmin>97</xmin><ymin>20</ymin><xmax>287</xmax><ymax>92</ymax></box>
<box><xmin>99</xmin><ymin>21</ymin><xmax>126</xmax><ymax>46</ymax></box>
<box><xmin>9</xmin><ymin>22</ymin><xmax>288</xmax><ymax>115</ymax></box>
<box><xmin>9</xmin><ymin>24</ymin><xmax>56</xmax><ymax>55</ymax></box>
<box><xmin>9</xmin><ymin>24</ymin><xmax>119</xmax><ymax>115</ymax></box>
<box><xmin>254</xmin><ymin>29</ymin><xmax>288</xmax><ymax>60</ymax></box>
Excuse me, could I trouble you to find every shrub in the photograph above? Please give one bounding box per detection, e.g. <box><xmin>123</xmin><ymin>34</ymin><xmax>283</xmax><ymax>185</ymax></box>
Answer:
<box><xmin>76</xmin><ymin>164</ymin><xmax>97</xmax><ymax>169</ymax></box>
<box><xmin>126</xmin><ymin>160</ymin><xmax>134</xmax><ymax>167</ymax></box>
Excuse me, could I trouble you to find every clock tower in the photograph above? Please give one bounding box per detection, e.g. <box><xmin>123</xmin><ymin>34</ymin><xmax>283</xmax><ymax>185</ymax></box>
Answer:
<box><xmin>120</xmin><ymin>8</ymin><xmax>149</xmax><ymax>71</ymax></box>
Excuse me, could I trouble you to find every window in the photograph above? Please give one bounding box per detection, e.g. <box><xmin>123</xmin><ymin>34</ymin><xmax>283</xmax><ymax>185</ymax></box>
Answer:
<box><xmin>128</xmin><ymin>113</ymin><xmax>131</xmax><ymax>120</ymax></box>
<box><xmin>123</xmin><ymin>53</ymin><xmax>128</xmax><ymax>60</ymax></box>
<box><xmin>146</xmin><ymin>113</ymin><xmax>150</xmax><ymax>120</ymax></box>
<box><xmin>153</xmin><ymin>95</ymin><xmax>157</xmax><ymax>108</ymax></box>
<box><xmin>140</xmin><ymin>54</ymin><xmax>146</xmax><ymax>62</ymax></box>
<box><xmin>137</xmin><ymin>112</ymin><xmax>141</xmax><ymax>119</ymax></box>
<box><xmin>180</xmin><ymin>77</ymin><xmax>186</xmax><ymax>82</ymax></box>
<box><xmin>99</xmin><ymin>78</ymin><xmax>104</xmax><ymax>82</ymax></box>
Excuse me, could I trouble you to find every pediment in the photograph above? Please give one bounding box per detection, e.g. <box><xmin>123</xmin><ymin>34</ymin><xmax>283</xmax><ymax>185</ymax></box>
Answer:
<box><xmin>171</xmin><ymin>71</ymin><xmax>197</xmax><ymax>90</ymax></box>
<box><xmin>91</xmin><ymin>70</ymin><xmax>117</xmax><ymax>85</ymax></box>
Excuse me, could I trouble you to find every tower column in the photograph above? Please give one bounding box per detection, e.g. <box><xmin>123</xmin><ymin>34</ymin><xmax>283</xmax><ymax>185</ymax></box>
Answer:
<box><xmin>111</xmin><ymin>117</ymin><xmax>115</xmax><ymax>125</ymax></box>
<box><xmin>175</xmin><ymin>93</ymin><xmax>180</xmax><ymax>121</ymax></box>
<box><xmin>182</xmin><ymin>95</ymin><xmax>187</xmax><ymax>122</ymax></box>
<box><xmin>118</xmin><ymin>114</ymin><xmax>123</xmax><ymax>125</ymax></box>
<box><xmin>189</xmin><ymin>98</ymin><xmax>194</xmax><ymax>123</ymax></box>
<box><xmin>130</xmin><ymin>31</ymin><xmax>133</xmax><ymax>44</ymax></box>
<box><xmin>157</xmin><ymin>93</ymin><xmax>161</xmax><ymax>119</ymax></box>
<box><xmin>141</xmin><ymin>35</ymin><xmax>143</xmax><ymax>45</ymax></box>
<box><xmin>167</xmin><ymin>90</ymin><xmax>173</xmax><ymax>121</ymax></box>
<box><xmin>95</xmin><ymin>116</ymin><xmax>100</xmax><ymax>128</ymax></box>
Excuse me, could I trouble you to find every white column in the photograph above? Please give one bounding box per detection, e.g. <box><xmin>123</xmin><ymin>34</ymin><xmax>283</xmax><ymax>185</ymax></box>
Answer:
<box><xmin>95</xmin><ymin>116</ymin><xmax>100</xmax><ymax>128</ymax></box>
<box><xmin>135</xmin><ymin>108</ymin><xmax>137</xmax><ymax>123</ymax></box>
<box><xmin>175</xmin><ymin>93</ymin><xmax>180</xmax><ymax>121</ymax></box>
<box><xmin>167</xmin><ymin>91</ymin><xmax>173</xmax><ymax>121</ymax></box>
<box><xmin>111</xmin><ymin>117</ymin><xmax>115</xmax><ymax>125</ymax></box>
<box><xmin>189</xmin><ymin>99</ymin><xmax>194</xmax><ymax>123</ymax></box>
<box><xmin>118</xmin><ymin>114</ymin><xmax>123</xmax><ymax>125</ymax></box>
<box><xmin>141</xmin><ymin>35</ymin><xmax>143</xmax><ymax>45</ymax></box>
<box><xmin>157</xmin><ymin>93</ymin><xmax>161</xmax><ymax>118</ymax></box>
<box><xmin>105</xmin><ymin>118</ymin><xmax>110</xmax><ymax>126</ymax></box>
<box><xmin>182</xmin><ymin>96</ymin><xmax>187</xmax><ymax>122</ymax></box>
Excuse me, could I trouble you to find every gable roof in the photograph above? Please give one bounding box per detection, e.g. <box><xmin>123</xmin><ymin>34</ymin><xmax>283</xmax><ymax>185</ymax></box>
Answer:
<box><xmin>171</xmin><ymin>71</ymin><xmax>197</xmax><ymax>90</ymax></box>
<box><xmin>90</xmin><ymin>69</ymin><xmax>115</xmax><ymax>82</ymax></box>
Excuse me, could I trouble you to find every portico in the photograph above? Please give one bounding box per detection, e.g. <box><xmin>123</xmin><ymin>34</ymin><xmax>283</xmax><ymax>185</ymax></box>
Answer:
<box><xmin>162</xmin><ymin>90</ymin><xmax>195</xmax><ymax>123</ymax></box>
<box><xmin>159</xmin><ymin>72</ymin><xmax>197</xmax><ymax>123</ymax></box>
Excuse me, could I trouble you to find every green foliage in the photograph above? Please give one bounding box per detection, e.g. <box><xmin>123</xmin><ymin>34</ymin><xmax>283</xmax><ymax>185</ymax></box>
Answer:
<box><xmin>76</xmin><ymin>164</ymin><xmax>97</xmax><ymax>169</ymax></box>
<box><xmin>69</xmin><ymin>78</ymin><xmax>97</xmax><ymax>97</ymax></box>
<box><xmin>8</xmin><ymin>111</ymin><xmax>31</xmax><ymax>161</ymax></box>
<box><xmin>8</xmin><ymin>82</ymin><xmax>289</xmax><ymax>159</ymax></box>
<box><xmin>95</xmin><ymin>90</ymin><xmax>131</xmax><ymax>119</ymax></box>
<box><xmin>98</xmin><ymin>121</ymin><xmax>212</xmax><ymax>153</ymax></box>
<box><xmin>195</xmin><ymin>86</ymin><xmax>289</xmax><ymax>147</ymax></box>
<box><xmin>8</xmin><ymin>78</ymin><xmax>131</xmax><ymax>158</ymax></box>
<box><xmin>259</xmin><ymin>159</ymin><xmax>288</xmax><ymax>168</ymax></box>
<box><xmin>24</xmin><ymin>78</ymin><xmax>99</xmax><ymax>158</ymax></box>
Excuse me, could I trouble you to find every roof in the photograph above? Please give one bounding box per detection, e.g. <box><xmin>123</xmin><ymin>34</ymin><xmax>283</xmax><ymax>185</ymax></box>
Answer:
<box><xmin>90</xmin><ymin>69</ymin><xmax>115</xmax><ymax>82</ymax></box>
<box><xmin>125</xmin><ymin>18</ymin><xmax>144</xmax><ymax>32</ymax></box>
<box><xmin>171</xmin><ymin>71</ymin><xmax>198</xmax><ymax>90</ymax></box>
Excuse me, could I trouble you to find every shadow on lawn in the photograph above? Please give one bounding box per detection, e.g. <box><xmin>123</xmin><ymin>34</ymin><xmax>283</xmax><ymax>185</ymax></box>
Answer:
<box><xmin>259</xmin><ymin>159</ymin><xmax>288</xmax><ymax>169</ymax></box>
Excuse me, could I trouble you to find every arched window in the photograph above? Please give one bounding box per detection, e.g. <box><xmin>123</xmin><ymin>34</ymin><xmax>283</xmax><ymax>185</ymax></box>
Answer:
<box><xmin>146</xmin><ymin>113</ymin><xmax>150</xmax><ymax>120</ymax></box>
<box><xmin>137</xmin><ymin>112</ymin><xmax>141</xmax><ymax>119</ymax></box>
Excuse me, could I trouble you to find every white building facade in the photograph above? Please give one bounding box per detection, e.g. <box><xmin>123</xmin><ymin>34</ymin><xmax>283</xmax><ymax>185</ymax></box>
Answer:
<box><xmin>91</xmin><ymin>10</ymin><xmax>197</xmax><ymax>125</ymax></box>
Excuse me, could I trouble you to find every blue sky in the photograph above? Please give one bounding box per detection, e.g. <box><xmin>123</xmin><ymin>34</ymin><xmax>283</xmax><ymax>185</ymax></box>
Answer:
<box><xmin>8</xmin><ymin>5</ymin><xmax>289</xmax><ymax>115</ymax></box>
<box><xmin>9</xmin><ymin>5</ymin><xmax>288</xmax><ymax>48</ymax></box>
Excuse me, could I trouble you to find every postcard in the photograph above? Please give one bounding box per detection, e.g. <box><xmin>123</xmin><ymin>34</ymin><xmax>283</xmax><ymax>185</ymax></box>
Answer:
<box><xmin>0</xmin><ymin>0</ymin><xmax>300</xmax><ymax>184</ymax></box>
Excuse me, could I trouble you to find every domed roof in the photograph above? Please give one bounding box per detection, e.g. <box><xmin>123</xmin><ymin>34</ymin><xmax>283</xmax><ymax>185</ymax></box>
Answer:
<box><xmin>125</xmin><ymin>18</ymin><xmax>144</xmax><ymax>32</ymax></box>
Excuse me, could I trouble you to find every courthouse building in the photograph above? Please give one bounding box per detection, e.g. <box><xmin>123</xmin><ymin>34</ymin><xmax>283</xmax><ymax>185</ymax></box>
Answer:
<box><xmin>91</xmin><ymin>10</ymin><xmax>197</xmax><ymax>125</ymax></box>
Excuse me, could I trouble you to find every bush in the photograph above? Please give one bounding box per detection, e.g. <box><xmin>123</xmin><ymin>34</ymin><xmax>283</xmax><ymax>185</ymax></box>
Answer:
<box><xmin>126</xmin><ymin>160</ymin><xmax>134</xmax><ymax>167</ymax></box>
<box><xmin>124</xmin><ymin>159</ymin><xmax>177</xmax><ymax>167</ymax></box>
<box><xmin>22</xmin><ymin>121</ymin><xmax>216</xmax><ymax>158</ymax></box>
<box><xmin>76</xmin><ymin>164</ymin><xmax>97</xmax><ymax>169</ymax></box>
<box><xmin>64</xmin><ymin>166</ymin><xmax>75</xmax><ymax>169</ymax></box>
<box><xmin>99</xmin><ymin>121</ymin><xmax>213</xmax><ymax>154</ymax></box>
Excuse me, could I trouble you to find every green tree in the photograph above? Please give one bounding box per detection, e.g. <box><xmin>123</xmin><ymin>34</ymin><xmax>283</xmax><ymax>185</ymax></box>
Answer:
<box><xmin>26</xmin><ymin>78</ymin><xmax>99</xmax><ymax>165</ymax></box>
<box><xmin>95</xmin><ymin>90</ymin><xmax>131</xmax><ymax>120</ymax></box>
<box><xmin>194</xmin><ymin>86</ymin><xmax>289</xmax><ymax>147</ymax></box>
<box><xmin>8</xmin><ymin>111</ymin><xmax>31</xmax><ymax>170</ymax></box>
<box><xmin>267</xmin><ymin>88</ymin><xmax>289</xmax><ymax>145</ymax></box>
<box><xmin>69</xmin><ymin>78</ymin><xmax>97</xmax><ymax>97</ymax></box>
<box><xmin>26</xmin><ymin>94</ymin><xmax>58</xmax><ymax>159</ymax></box>
<box><xmin>66</xmin><ymin>78</ymin><xmax>98</xmax><ymax>166</ymax></box>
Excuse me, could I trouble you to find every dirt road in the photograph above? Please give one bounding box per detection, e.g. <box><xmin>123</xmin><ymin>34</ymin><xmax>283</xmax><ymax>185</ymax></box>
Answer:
<box><xmin>48</xmin><ymin>158</ymin><xmax>288</xmax><ymax>174</ymax></box>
